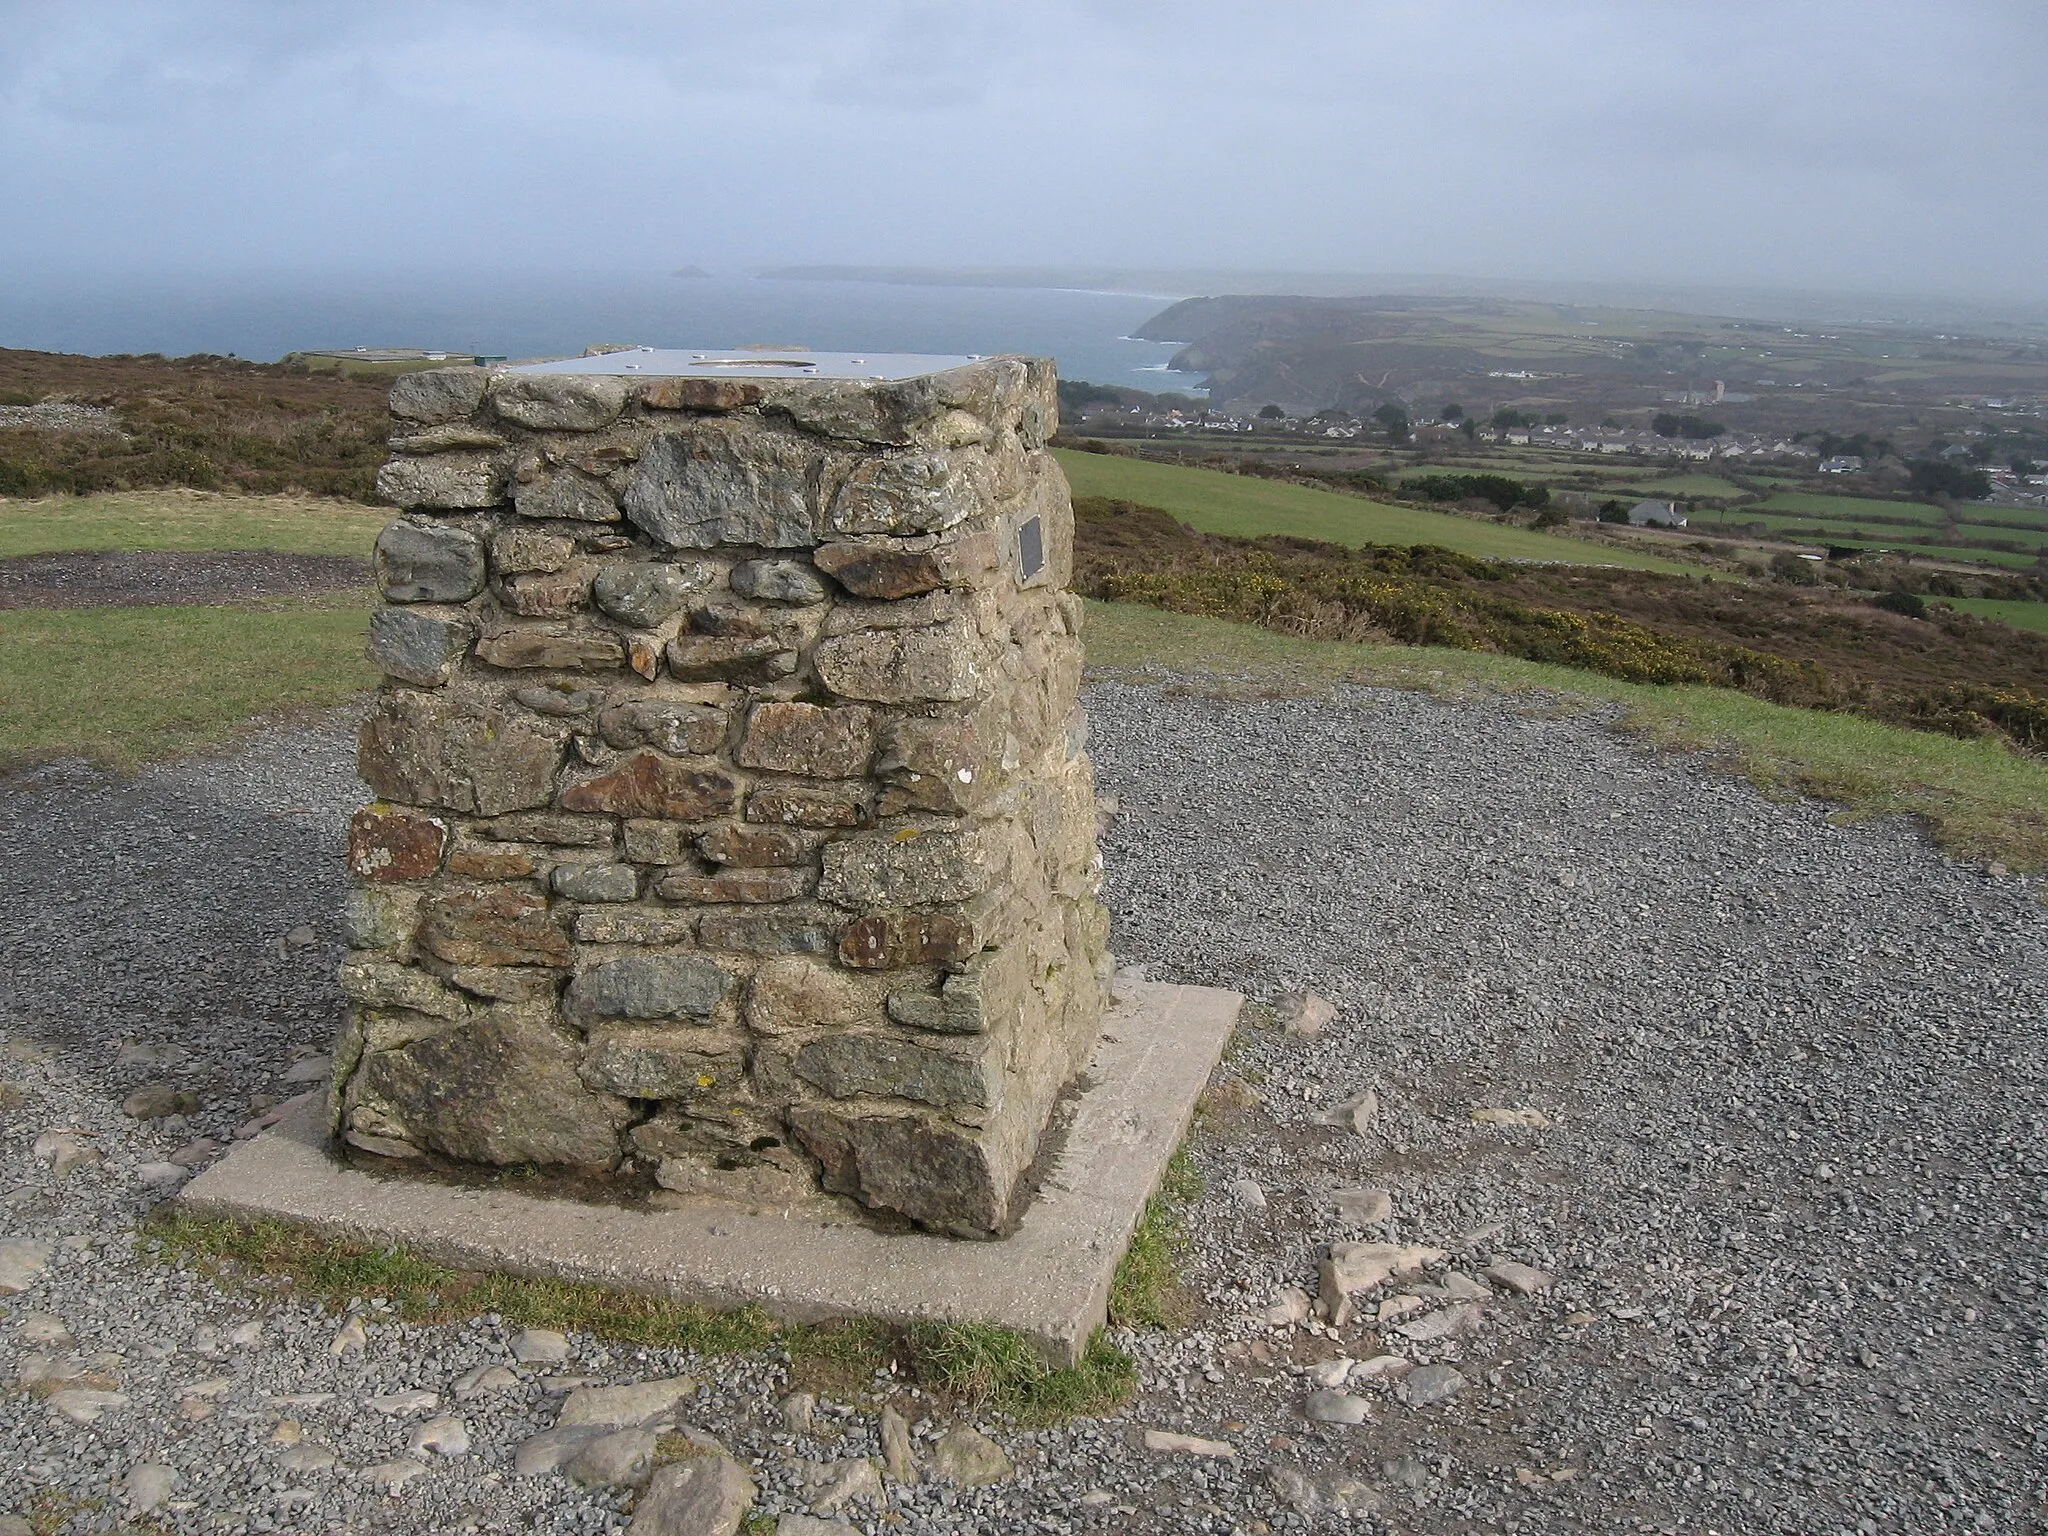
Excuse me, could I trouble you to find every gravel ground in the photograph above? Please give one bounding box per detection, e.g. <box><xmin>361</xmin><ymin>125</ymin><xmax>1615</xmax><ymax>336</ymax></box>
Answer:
<box><xmin>1</xmin><ymin>680</ymin><xmax>2044</xmax><ymax>1535</ymax></box>
<box><xmin>0</xmin><ymin>551</ymin><xmax>371</xmax><ymax>610</ymax></box>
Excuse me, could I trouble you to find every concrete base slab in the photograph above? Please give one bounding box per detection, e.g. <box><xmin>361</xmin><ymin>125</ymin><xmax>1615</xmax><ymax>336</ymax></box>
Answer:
<box><xmin>175</xmin><ymin>980</ymin><xmax>1241</xmax><ymax>1364</ymax></box>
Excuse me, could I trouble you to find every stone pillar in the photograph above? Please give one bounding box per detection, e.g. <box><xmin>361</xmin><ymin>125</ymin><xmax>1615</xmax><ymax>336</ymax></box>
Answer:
<box><xmin>332</xmin><ymin>352</ymin><xmax>1108</xmax><ymax>1237</ymax></box>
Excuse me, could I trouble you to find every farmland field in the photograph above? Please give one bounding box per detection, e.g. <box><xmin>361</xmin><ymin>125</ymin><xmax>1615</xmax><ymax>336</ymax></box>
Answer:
<box><xmin>1759</xmin><ymin>490</ymin><xmax>1936</xmax><ymax>519</ymax></box>
<box><xmin>1945</xmin><ymin>598</ymin><xmax>2048</xmax><ymax>634</ymax></box>
<box><xmin>1053</xmin><ymin>450</ymin><xmax>1695</xmax><ymax>571</ymax></box>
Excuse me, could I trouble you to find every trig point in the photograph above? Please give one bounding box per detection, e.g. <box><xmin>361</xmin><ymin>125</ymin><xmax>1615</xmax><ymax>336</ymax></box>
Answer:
<box><xmin>182</xmin><ymin>348</ymin><xmax>1239</xmax><ymax>1358</ymax></box>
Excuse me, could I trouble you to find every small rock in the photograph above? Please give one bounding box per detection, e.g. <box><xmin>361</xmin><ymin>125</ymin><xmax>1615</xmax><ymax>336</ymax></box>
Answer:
<box><xmin>1320</xmin><ymin>1088</ymin><xmax>1379</xmax><ymax>1135</ymax></box>
<box><xmin>32</xmin><ymin>1130</ymin><xmax>101</xmax><ymax>1179</ymax></box>
<box><xmin>1376</xmin><ymin>1295</ymin><xmax>1426</xmax><ymax>1324</ymax></box>
<box><xmin>1226</xmin><ymin>1176</ymin><xmax>1267</xmax><ymax>1209</ymax></box>
<box><xmin>628</xmin><ymin>1452</ymin><xmax>756</xmax><ymax>1535</ymax></box>
<box><xmin>776</xmin><ymin>1517</ymin><xmax>858</xmax><ymax>1536</ymax></box>
<box><xmin>409</xmin><ymin>1415</ymin><xmax>471</xmax><ymax>1458</ymax></box>
<box><xmin>271</xmin><ymin>1419</ymin><xmax>304</xmax><ymax>1446</ymax></box>
<box><xmin>1351</xmin><ymin>1354</ymin><xmax>1410</xmax><ymax>1379</ymax></box>
<box><xmin>879</xmin><ymin>1405</ymin><xmax>919</xmax><ymax>1484</ymax></box>
<box><xmin>16</xmin><ymin>1312</ymin><xmax>71</xmax><ymax>1345</ymax></box>
<box><xmin>803</xmin><ymin>1458</ymin><xmax>884</xmax><ymax>1513</ymax></box>
<box><xmin>453</xmin><ymin>1362</ymin><xmax>520</xmax><ymax>1399</ymax></box>
<box><xmin>1277</xmin><ymin>990</ymin><xmax>1336</xmax><ymax>1038</ymax></box>
<box><xmin>1304</xmin><ymin>1389</ymin><xmax>1372</xmax><ymax>1425</ymax></box>
<box><xmin>1143</xmin><ymin>1429</ymin><xmax>1235</xmax><ymax>1457</ymax></box>
<box><xmin>20</xmin><ymin>1352</ymin><xmax>85</xmax><ymax>1388</ymax></box>
<box><xmin>1382</xmin><ymin>1453</ymin><xmax>1433</xmax><ymax>1489</ymax></box>
<box><xmin>121</xmin><ymin>1082</ymin><xmax>198</xmax><ymax>1120</ymax></box>
<box><xmin>514</xmin><ymin>1424</ymin><xmax>609</xmax><ymax>1477</ymax></box>
<box><xmin>559</xmin><ymin>1375</ymin><xmax>695</xmax><ymax>1428</ymax></box>
<box><xmin>1309</xmin><ymin>1357</ymin><xmax>1354</xmax><ymax>1388</ymax></box>
<box><xmin>277</xmin><ymin>1445</ymin><xmax>339</xmax><ymax>1474</ymax></box>
<box><xmin>1443</xmin><ymin>1270</ymin><xmax>1492</xmax><ymax>1300</ymax></box>
<box><xmin>180</xmin><ymin>1375</ymin><xmax>233</xmax><ymax>1399</ymax></box>
<box><xmin>329</xmin><ymin>1316</ymin><xmax>368</xmax><ymax>1355</ymax></box>
<box><xmin>1398</xmin><ymin>1302</ymin><xmax>1483</xmax><ymax>1342</ymax></box>
<box><xmin>122</xmin><ymin>1462</ymin><xmax>177</xmax><ymax>1513</ymax></box>
<box><xmin>1401</xmin><ymin>1363</ymin><xmax>1467</xmax><ymax>1407</ymax></box>
<box><xmin>1470</xmin><ymin>1106</ymin><xmax>1551</xmax><ymax>1129</ymax></box>
<box><xmin>1485</xmin><ymin>1260</ymin><xmax>1554</xmax><ymax>1295</ymax></box>
<box><xmin>360</xmin><ymin>1459</ymin><xmax>428</xmax><ymax>1492</ymax></box>
<box><xmin>286</xmin><ymin>924</ymin><xmax>318</xmax><ymax>948</ymax></box>
<box><xmin>510</xmin><ymin>1327</ymin><xmax>571</xmax><ymax>1363</ymax></box>
<box><xmin>565</xmin><ymin>1428</ymin><xmax>656</xmax><ymax>1488</ymax></box>
<box><xmin>114</xmin><ymin>1041</ymin><xmax>188</xmax><ymax>1068</ymax></box>
<box><xmin>1263</xmin><ymin>1286</ymin><xmax>1311</xmax><ymax>1326</ymax></box>
<box><xmin>228</xmin><ymin>1319</ymin><xmax>266</xmax><ymax>1348</ymax></box>
<box><xmin>930</xmin><ymin>1426</ymin><xmax>1013</xmax><ymax>1487</ymax></box>
<box><xmin>1331</xmin><ymin>1186</ymin><xmax>1392</xmax><ymax>1224</ymax></box>
<box><xmin>0</xmin><ymin>1237</ymin><xmax>54</xmax><ymax>1294</ymax></box>
<box><xmin>168</xmin><ymin>1138</ymin><xmax>221</xmax><ymax>1168</ymax></box>
<box><xmin>1326</xmin><ymin>1476</ymin><xmax>1387</xmax><ymax>1515</ymax></box>
<box><xmin>364</xmin><ymin>1388</ymin><xmax>438</xmax><ymax>1416</ymax></box>
<box><xmin>136</xmin><ymin>1161</ymin><xmax>189</xmax><ymax>1189</ymax></box>
<box><xmin>45</xmin><ymin>1388</ymin><xmax>130</xmax><ymax>1424</ymax></box>
<box><xmin>1268</xmin><ymin>1464</ymin><xmax>1321</xmax><ymax>1515</ymax></box>
<box><xmin>281</xmin><ymin>1055</ymin><xmax>331</xmax><ymax>1085</ymax></box>
<box><xmin>778</xmin><ymin>1391</ymin><xmax>817</xmax><ymax>1433</ymax></box>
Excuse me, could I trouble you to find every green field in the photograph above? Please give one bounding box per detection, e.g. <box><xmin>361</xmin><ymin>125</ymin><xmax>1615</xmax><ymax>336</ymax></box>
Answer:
<box><xmin>1083</xmin><ymin>599</ymin><xmax>2048</xmax><ymax>871</ymax></box>
<box><xmin>1629</xmin><ymin>474</ymin><xmax>1752</xmax><ymax>501</ymax></box>
<box><xmin>1759</xmin><ymin>490</ymin><xmax>1936</xmax><ymax>520</ymax></box>
<box><xmin>0</xmin><ymin>489</ymin><xmax>386</xmax><ymax>559</ymax></box>
<box><xmin>1944</xmin><ymin>598</ymin><xmax>2048</xmax><ymax>634</ymax></box>
<box><xmin>1054</xmin><ymin>451</ymin><xmax>1694</xmax><ymax>572</ymax></box>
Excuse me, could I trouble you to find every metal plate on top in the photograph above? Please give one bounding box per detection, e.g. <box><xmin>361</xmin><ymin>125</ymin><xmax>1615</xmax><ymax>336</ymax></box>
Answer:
<box><xmin>507</xmin><ymin>348</ymin><xmax>986</xmax><ymax>380</ymax></box>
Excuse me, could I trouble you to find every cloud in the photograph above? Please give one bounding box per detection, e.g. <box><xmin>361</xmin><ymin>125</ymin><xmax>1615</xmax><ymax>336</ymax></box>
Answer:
<box><xmin>0</xmin><ymin>0</ymin><xmax>2041</xmax><ymax>303</ymax></box>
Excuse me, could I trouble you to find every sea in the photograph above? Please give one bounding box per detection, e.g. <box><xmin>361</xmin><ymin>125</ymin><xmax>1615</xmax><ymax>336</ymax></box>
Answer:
<box><xmin>0</xmin><ymin>269</ymin><xmax>1208</xmax><ymax>395</ymax></box>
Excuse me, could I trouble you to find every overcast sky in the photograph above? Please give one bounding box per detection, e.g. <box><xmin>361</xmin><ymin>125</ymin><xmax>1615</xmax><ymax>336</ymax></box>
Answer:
<box><xmin>3</xmin><ymin>1</ymin><xmax>2044</xmax><ymax>306</ymax></box>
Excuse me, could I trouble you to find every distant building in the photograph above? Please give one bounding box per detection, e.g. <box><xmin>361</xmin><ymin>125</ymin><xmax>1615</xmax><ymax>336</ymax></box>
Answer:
<box><xmin>1819</xmin><ymin>455</ymin><xmax>1864</xmax><ymax>474</ymax></box>
<box><xmin>1627</xmin><ymin>499</ymin><xmax>1687</xmax><ymax>528</ymax></box>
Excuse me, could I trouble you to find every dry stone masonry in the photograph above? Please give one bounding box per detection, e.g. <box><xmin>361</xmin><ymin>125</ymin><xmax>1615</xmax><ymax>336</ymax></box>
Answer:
<box><xmin>333</xmin><ymin>350</ymin><xmax>1108</xmax><ymax>1236</ymax></box>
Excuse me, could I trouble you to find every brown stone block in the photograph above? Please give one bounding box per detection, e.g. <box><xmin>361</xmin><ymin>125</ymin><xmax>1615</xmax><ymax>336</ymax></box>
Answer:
<box><xmin>446</xmin><ymin>841</ymin><xmax>541</xmax><ymax>881</ymax></box>
<box><xmin>346</xmin><ymin>805</ymin><xmax>447</xmax><ymax>882</ymax></box>
<box><xmin>571</xmin><ymin>909</ymin><xmax>696</xmax><ymax>945</ymax></box>
<box><xmin>697</xmin><ymin>905</ymin><xmax>839</xmax><ymax>955</ymax></box>
<box><xmin>875</xmin><ymin>710</ymin><xmax>1001</xmax><ymax>816</ymax></box>
<box><xmin>812</xmin><ymin>526</ymin><xmax>999</xmax><ymax>599</ymax></box>
<box><xmin>500</xmin><ymin>563</ymin><xmax>596</xmax><ymax>618</ymax></box>
<box><xmin>788</xmin><ymin>1104</ymin><xmax>1003</xmax><ymax>1236</ymax></box>
<box><xmin>476</xmin><ymin>625</ymin><xmax>627</xmax><ymax>672</ymax></box>
<box><xmin>488</xmin><ymin>527</ymin><xmax>577</xmax><ymax>575</ymax></box>
<box><xmin>654</xmin><ymin>867</ymin><xmax>812</xmax><ymax>905</ymax></box>
<box><xmin>482</xmin><ymin>811</ymin><xmax>615</xmax><ymax>846</ymax></box>
<box><xmin>637</xmin><ymin>377</ymin><xmax>765</xmax><ymax>411</ymax></box>
<box><xmin>663</xmin><ymin>633</ymin><xmax>797</xmax><ymax>684</ymax></box>
<box><xmin>745</xmin><ymin>956</ymin><xmax>866</xmax><ymax>1034</ymax></box>
<box><xmin>838</xmin><ymin>912</ymin><xmax>978</xmax><ymax>970</ymax></box>
<box><xmin>813</xmin><ymin>620</ymin><xmax>983</xmax><ymax>704</ymax></box>
<box><xmin>736</xmin><ymin>701</ymin><xmax>875</xmax><ymax>778</ymax></box>
<box><xmin>358</xmin><ymin>693</ymin><xmax>568</xmax><ymax>817</ymax></box>
<box><xmin>745</xmin><ymin>783</ymin><xmax>872</xmax><ymax>829</ymax></box>
<box><xmin>416</xmin><ymin>885</ymin><xmax>572</xmax><ymax>968</ymax></box>
<box><xmin>560</xmin><ymin>751</ymin><xmax>739</xmax><ymax>820</ymax></box>
<box><xmin>696</xmin><ymin>823</ymin><xmax>811</xmax><ymax>867</ymax></box>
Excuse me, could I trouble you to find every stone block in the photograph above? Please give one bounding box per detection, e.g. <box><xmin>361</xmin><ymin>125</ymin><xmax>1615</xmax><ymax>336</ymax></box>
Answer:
<box><xmin>417</xmin><ymin>885</ymin><xmax>572</xmax><ymax>968</ymax></box>
<box><xmin>811</xmin><ymin>528</ymin><xmax>998</xmax><ymax>599</ymax></box>
<box><xmin>829</xmin><ymin>451</ymin><xmax>983</xmax><ymax>536</ymax></box>
<box><xmin>697</xmin><ymin>906</ymin><xmax>839</xmax><ymax>956</ymax></box>
<box><xmin>490</xmin><ymin>527</ymin><xmax>578</xmax><ymax>575</ymax></box>
<box><xmin>566</xmin><ymin>956</ymin><xmax>731</xmax><ymax>1022</ymax></box>
<box><xmin>813</xmin><ymin>620</ymin><xmax>983</xmax><ymax>704</ymax></box>
<box><xmin>638</xmin><ymin>377</ymin><xmax>765</xmax><ymax>411</ymax></box>
<box><xmin>513</xmin><ymin>683</ymin><xmax>603</xmax><ymax>718</ymax></box>
<box><xmin>376</xmin><ymin>521</ymin><xmax>487</xmax><ymax>603</ymax></box>
<box><xmin>735</xmin><ymin>702</ymin><xmax>874</xmax><ymax>778</ymax></box>
<box><xmin>572</xmin><ymin>910</ymin><xmax>696</xmax><ymax>946</ymax></box>
<box><xmin>501</xmin><ymin>563</ymin><xmax>596</xmax><ymax>618</ymax></box>
<box><xmin>664</xmin><ymin>634</ymin><xmax>797</xmax><ymax>684</ymax></box>
<box><xmin>729</xmin><ymin>558</ymin><xmax>827</xmax><ymax>605</ymax></box>
<box><xmin>560</xmin><ymin>752</ymin><xmax>739</xmax><ymax>820</ymax></box>
<box><xmin>598</xmin><ymin>700</ymin><xmax>728</xmax><ymax>757</ymax></box>
<box><xmin>745</xmin><ymin>956</ymin><xmax>866</xmax><ymax>1035</ymax></box>
<box><xmin>623</xmin><ymin>424</ymin><xmax>826</xmax><ymax>549</ymax></box>
<box><xmin>552</xmin><ymin>864</ymin><xmax>640</xmax><ymax>903</ymax></box>
<box><xmin>580</xmin><ymin>1029</ymin><xmax>745</xmax><ymax>1101</ymax></box>
<box><xmin>837</xmin><ymin>912</ymin><xmax>978</xmax><ymax>970</ymax></box>
<box><xmin>476</xmin><ymin>624</ymin><xmax>626</xmax><ymax>672</ymax></box>
<box><xmin>788</xmin><ymin>1105</ymin><xmax>1002</xmax><ymax>1236</ymax></box>
<box><xmin>449</xmin><ymin>841</ymin><xmax>542</xmax><ymax>880</ymax></box>
<box><xmin>490</xmin><ymin>373</ymin><xmax>631</xmax><ymax>431</ymax></box>
<box><xmin>696</xmin><ymin>824</ymin><xmax>810</xmax><ymax>867</ymax></box>
<box><xmin>350</xmin><ymin>1007</ymin><xmax>630</xmax><ymax>1168</ymax></box>
<box><xmin>347</xmin><ymin>805</ymin><xmax>447</xmax><ymax>882</ymax></box>
<box><xmin>621</xmin><ymin>819</ymin><xmax>691</xmax><ymax>864</ymax></box>
<box><xmin>367</xmin><ymin>609</ymin><xmax>473</xmax><ymax>688</ymax></box>
<box><xmin>359</xmin><ymin>693</ymin><xmax>567</xmax><ymax>816</ymax></box>
<box><xmin>389</xmin><ymin>367</ymin><xmax>491</xmax><ymax>425</ymax></box>
<box><xmin>376</xmin><ymin>453</ymin><xmax>505</xmax><ymax>509</ymax></box>
<box><xmin>343</xmin><ymin>887</ymin><xmax>419</xmax><ymax>951</ymax></box>
<box><xmin>817</xmin><ymin>830</ymin><xmax>997</xmax><ymax>909</ymax></box>
<box><xmin>794</xmin><ymin>1033</ymin><xmax>987</xmax><ymax>1108</ymax></box>
<box><xmin>874</xmin><ymin>710</ymin><xmax>1000</xmax><ymax>816</ymax></box>
<box><xmin>484</xmin><ymin>811</ymin><xmax>615</xmax><ymax>846</ymax></box>
<box><xmin>744</xmin><ymin>784</ymin><xmax>872</xmax><ymax>829</ymax></box>
<box><xmin>654</xmin><ymin>867</ymin><xmax>811</xmax><ymax>905</ymax></box>
<box><xmin>514</xmin><ymin>465</ymin><xmax>622</xmax><ymax>524</ymax></box>
<box><xmin>338</xmin><ymin>960</ymin><xmax>471</xmax><ymax>1020</ymax></box>
<box><xmin>591</xmin><ymin>562</ymin><xmax>712</xmax><ymax>628</ymax></box>
<box><xmin>886</xmin><ymin>966</ymin><xmax>986</xmax><ymax>1034</ymax></box>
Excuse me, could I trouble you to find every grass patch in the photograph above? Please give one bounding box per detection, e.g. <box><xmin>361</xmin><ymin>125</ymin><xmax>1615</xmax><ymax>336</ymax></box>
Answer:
<box><xmin>1760</xmin><ymin>490</ymin><xmax>1939</xmax><ymax>519</ymax></box>
<box><xmin>0</xmin><ymin>487</ymin><xmax>386</xmax><ymax>559</ymax></box>
<box><xmin>1083</xmin><ymin>598</ymin><xmax>2048</xmax><ymax>871</ymax></box>
<box><xmin>147</xmin><ymin>1212</ymin><xmax>1140</xmax><ymax>1426</ymax></box>
<box><xmin>1107</xmin><ymin>1142</ymin><xmax>1202</xmax><ymax>1330</ymax></box>
<box><xmin>1945</xmin><ymin>597</ymin><xmax>2048</xmax><ymax>635</ymax></box>
<box><xmin>0</xmin><ymin>594</ymin><xmax>375</xmax><ymax>771</ymax></box>
<box><xmin>1055</xmin><ymin>448</ymin><xmax>1694</xmax><ymax>572</ymax></box>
